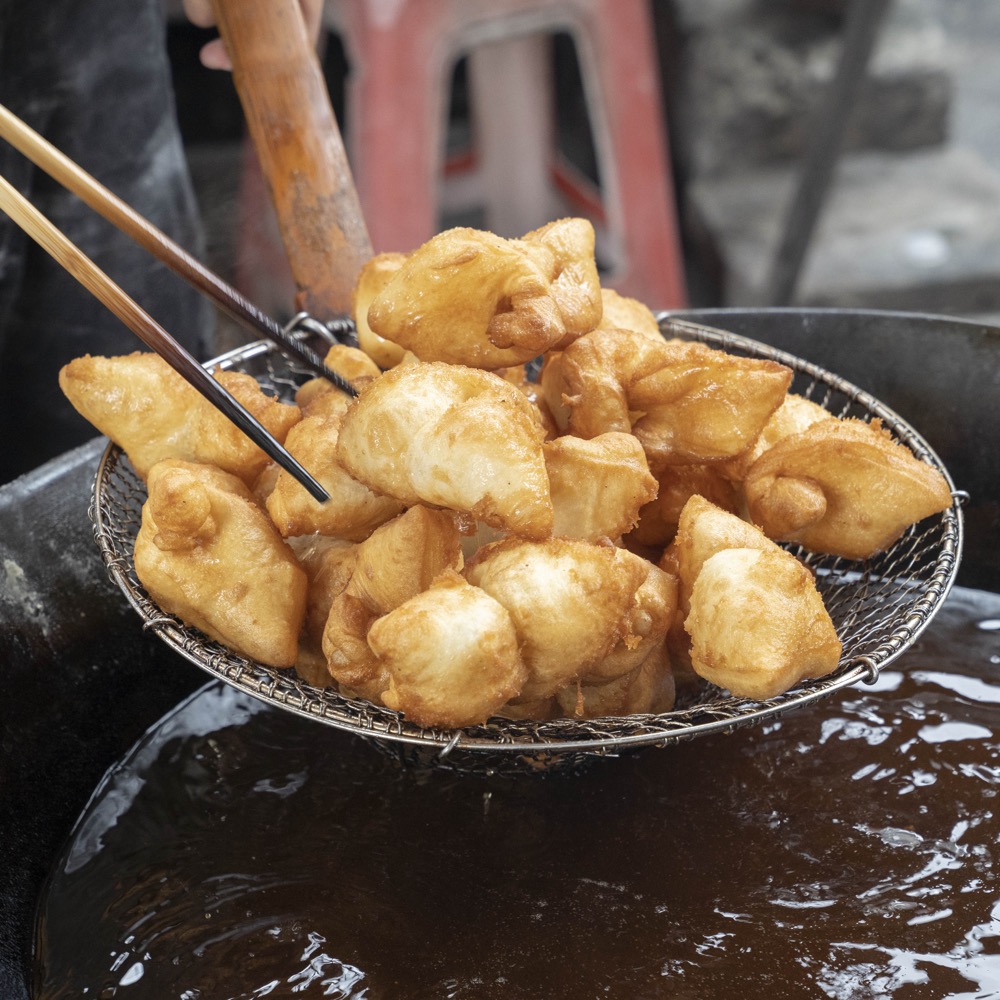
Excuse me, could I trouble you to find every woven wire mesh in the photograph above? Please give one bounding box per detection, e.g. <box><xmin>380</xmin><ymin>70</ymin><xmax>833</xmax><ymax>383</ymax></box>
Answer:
<box><xmin>89</xmin><ymin>317</ymin><xmax>964</xmax><ymax>775</ymax></box>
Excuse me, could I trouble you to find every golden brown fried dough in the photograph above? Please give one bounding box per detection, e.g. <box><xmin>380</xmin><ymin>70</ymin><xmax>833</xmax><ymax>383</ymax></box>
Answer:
<box><xmin>295</xmin><ymin>344</ymin><xmax>383</xmax><ymax>415</ymax></box>
<box><xmin>465</xmin><ymin>538</ymin><xmax>652</xmax><ymax>700</ymax></box>
<box><xmin>540</xmin><ymin>329</ymin><xmax>792</xmax><ymax>469</ymax></box>
<box><xmin>743</xmin><ymin>418</ymin><xmax>954</xmax><ymax>559</ymax></box>
<box><xmin>582</xmin><ymin>560</ymin><xmax>678</xmax><ymax>683</ymax></box>
<box><xmin>628</xmin><ymin>463</ymin><xmax>741</xmax><ymax>548</ymax></box>
<box><xmin>685</xmin><ymin>547</ymin><xmax>842</xmax><ymax>700</ymax></box>
<box><xmin>519</xmin><ymin>217</ymin><xmax>603</xmax><ymax>344</ymax></box>
<box><xmin>336</xmin><ymin>362</ymin><xmax>554</xmax><ymax>538</ymax></box>
<box><xmin>265</xmin><ymin>409</ymin><xmax>404</xmax><ymax>542</ymax></box>
<box><xmin>555</xmin><ymin>639</ymin><xmax>675</xmax><ymax>719</ymax></box>
<box><xmin>352</xmin><ymin>251</ymin><xmax>410</xmax><ymax>369</ymax></box>
<box><xmin>134</xmin><ymin>460</ymin><xmax>307</xmax><ymax>667</ymax></box>
<box><xmin>719</xmin><ymin>393</ymin><xmax>833</xmax><ymax>482</ymax></box>
<box><xmin>366</xmin><ymin>223</ymin><xmax>598</xmax><ymax>368</ymax></box>
<box><xmin>370</xmin><ymin>570</ymin><xmax>527</xmax><ymax>729</ymax></box>
<box><xmin>322</xmin><ymin>591</ymin><xmax>387</xmax><ymax>701</ymax></box>
<box><xmin>321</xmin><ymin>506</ymin><xmax>464</xmax><ymax>700</ymax></box>
<box><xmin>544</xmin><ymin>432</ymin><xmax>658</xmax><ymax>542</ymax></box>
<box><xmin>596</xmin><ymin>288</ymin><xmax>662</xmax><ymax>340</ymax></box>
<box><xmin>669</xmin><ymin>494</ymin><xmax>785</xmax><ymax>617</ymax></box>
<box><xmin>347</xmin><ymin>505</ymin><xmax>464</xmax><ymax>612</ymax></box>
<box><xmin>59</xmin><ymin>352</ymin><xmax>301</xmax><ymax>483</ymax></box>
<box><xmin>288</xmin><ymin>534</ymin><xmax>358</xmax><ymax>685</ymax></box>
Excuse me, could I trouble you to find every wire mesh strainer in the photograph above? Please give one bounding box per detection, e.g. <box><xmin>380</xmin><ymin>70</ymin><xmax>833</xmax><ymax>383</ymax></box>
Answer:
<box><xmin>90</xmin><ymin>317</ymin><xmax>964</xmax><ymax>775</ymax></box>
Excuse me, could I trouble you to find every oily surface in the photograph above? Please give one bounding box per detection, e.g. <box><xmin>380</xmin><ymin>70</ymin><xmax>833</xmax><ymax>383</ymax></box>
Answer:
<box><xmin>34</xmin><ymin>588</ymin><xmax>1000</xmax><ymax>999</ymax></box>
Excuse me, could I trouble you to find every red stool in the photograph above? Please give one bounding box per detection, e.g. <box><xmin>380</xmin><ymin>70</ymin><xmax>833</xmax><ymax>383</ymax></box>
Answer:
<box><xmin>235</xmin><ymin>0</ymin><xmax>686</xmax><ymax>315</ymax></box>
<box><xmin>326</xmin><ymin>0</ymin><xmax>686</xmax><ymax>309</ymax></box>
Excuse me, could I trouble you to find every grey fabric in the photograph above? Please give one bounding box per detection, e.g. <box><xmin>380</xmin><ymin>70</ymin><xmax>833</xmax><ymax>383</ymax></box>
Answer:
<box><xmin>0</xmin><ymin>0</ymin><xmax>211</xmax><ymax>482</ymax></box>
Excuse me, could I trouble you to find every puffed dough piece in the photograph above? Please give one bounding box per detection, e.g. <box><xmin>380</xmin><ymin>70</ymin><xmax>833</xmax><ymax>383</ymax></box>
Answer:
<box><xmin>519</xmin><ymin>217</ymin><xmax>603</xmax><ymax>345</ymax></box>
<box><xmin>544</xmin><ymin>432</ymin><xmax>657</xmax><ymax>542</ymax></box>
<box><xmin>265</xmin><ymin>409</ymin><xmax>404</xmax><ymax>542</ymax></box>
<box><xmin>322</xmin><ymin>506</ymin><xmax>464</xmax><ymax>700</ymax></box>
<box><xmin>134</xmin><ymin>460</ymin><xmax>307</xmax><ymax>668</ymax></box>
<box><xmin>366</xmin><ymin>221</ymin><xmax>600</xmax><ymax>368</ymax></box>
<box><xmin>465</xmin><ymin>538</ymin><xmax>651</xmax><ymax>701</ymax></box>
<box><xmin>668</xmin><ymin>493</ymin><xmax>786</xmax><ymax>617</ymax></box>
<box><xmin>287</xmin><ymin>534</ymin><xmax>358</xmax><ymax>685</ymax></box>
<box><xmin>347</xmin><ymin>505</ymin><xmax>464</xmax><ymax>612</ymax></box>
<box><xmin>628</xmin><ymin>463</ymin><xmax>740</xmax><ymax>548</ymax></box>
<box><xmin>540</xmin><ymin>329</ymin><xmax>792</xmax><ymax>469</ymax></box>
<box><xmin>295</xmin><ymin>344</ymin><xmax>383</xmax><ymax>416</ymax></box>
<box><xmin>370</xmin><ymin>570</ymin><xmax>528</xmax><ymax>729</ymax></box>
<box><xmin>556</xmin><ymin>639</ymin><xmax>675</xmax><ymax>719</ymax></box>
<box><xmin>581</xmin><ymin>560</ymin><xmax>678</xmax><ymax>683</ymax></box>
<box><xmin>352</xmin><ymin>252</ymin><xmax>410</xmax><ymax>369</ymax></box>
<box><xmin>685</xmin><ymin>547</ymin><xmax>842</xmax><ymax>700</ymax></box>
<box><xmin>59</xmin><ymin>352</ymin><xmax>301</xmax><ymax>483</ymax></box>
<box><xmin>743</xmin><ymin>417</ymin><xmax>953</xmax><ymax>559</ymax></box>
<box><xmin>336</xmin><ymin>362</ymin><xmax>554</xmax><ymax>539</ymax></box>
<box><xmin>719</xmin><ymin>393</ymin><xmax>833</xmax><ymax>482</ymax></box>
<box><xmin>595</xmin><ymin>288</ymin><xmax>663</xmax><ymax>340</ymax></box>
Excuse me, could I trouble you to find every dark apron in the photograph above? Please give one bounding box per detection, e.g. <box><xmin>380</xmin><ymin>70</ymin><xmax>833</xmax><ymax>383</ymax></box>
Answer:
<box><xmin>0</xmin><ymin>0</ymin><xmax>210</xmax><ymax>483</ymax></box>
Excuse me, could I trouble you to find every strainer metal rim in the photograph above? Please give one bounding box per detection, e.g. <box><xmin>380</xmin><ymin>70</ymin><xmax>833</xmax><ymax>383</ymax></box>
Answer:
<box><xmin>89</xmin><ymin>317</ymin><xmax>964</xmax><ymax>767</ymax></box>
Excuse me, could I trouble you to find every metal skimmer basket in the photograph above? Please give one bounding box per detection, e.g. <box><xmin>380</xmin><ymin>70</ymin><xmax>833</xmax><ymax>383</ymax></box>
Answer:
<box><xmin>90</xmin><ymin>317</ymin><xmax>964</xmax><ymax>775</ymax></box>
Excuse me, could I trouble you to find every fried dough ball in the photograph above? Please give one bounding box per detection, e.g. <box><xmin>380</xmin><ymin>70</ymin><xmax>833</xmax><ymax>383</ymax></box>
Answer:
<box><xmin>465</xmin><ymin>538</ymin><xmax>652</xmax><ymax>701</ymax></box>
<box><xmin>555</xmin><ymin>640</ymin><xmax>675</xmax><ymax>719</ymax></box>
<box><xmin>352</xmin><ymin>251</ymin><xmax>409</xmax><ymax>369</ymax></box>
<box><xmin>264</xmin><ymin>408</ymin><xmax>404</xmax><ymax>542</ymax></box>
<box><xmin>365</xmin><ymin>221</ymin><xmax>599</xmax><ymax>368</ymax></box>
<box><xmin>336</xmin><ymin>362</ymin><xmax>554</xmax><ymax>539</ymax></box>
<box><xmin>498</xmin><ymin>364</ymin><xmax>559</xmax><ymax>439</ymax></box>
<box><xmin>743</xmin><ymin>417</ymin><xmax>954</xmax><ymax>559</ymax></box>
<box><xmin>596</xmin><ymin>288</ymin><xmax>662</xmax><ymax>340</ymax></box>
<box><xmin>287</xmin><ymin>534</ymin><xmax>358</xmax><ymax>685</ymax></box>
<box><xmin>520</xmin><ymin>217</ymin><xmax>603</xmax><ymax>344</ymax></box>
<box><xmin>134</xmin><ymin>460</ymin><xmax>307</xmax><ymax>667</ymax></box>
<box><xmin>347</xmin><ymin>505</ymin><xmax>464</xmax><ymax>612</ymax></box>
<box><xmin>543</xmin><ymin>432</ymin><xmax>657</xmax><ymax>542</ymax></box>
<box><xmin>322</xmin><ymin>506</ymin><xmax>463</xmax><ymax>700</ymax></box>
<box><xmin>685</xmin><ymin>547</ymin><xmax>842</xmax><ymax>700</ymax></box>
<box><xmin>627</xmin><ymin>463</ymin><xmax>741</xmax><ymax>548</ymax></box>
<box><xmin>540</xmin><ymin>329</ymin><xmax>792</xmax><ymax>469</ymax></box>
<box><xmin>59</xmin><ymin>352</ymin><xmax>301</xmax><ymax>483</ymax></box>
<box><xmin>719</xmin><ymin>392</ymin><xmax>833</xmax><ymax>482</ymax></box>
<box><xmin>322</xmin><ymin>591</ymin><xmax>387</xmax><ymax>701</ymax></box>
<box><xmin>295</xmin><ymin>344</ymin><xmax>383</xmax><ymax>415</ymax></box>
<box><xmin>669</xmin><ymin>494</ymin><xmax>785</xmax><ymax>617</ymax></box>
<box><xmin>580</xmin><ymin>560</ymin><xmax>678</xmax><ymax>683</ymax></box>
<box><xmin>370</xmin><ymin>570</ymin><xmax>528</xmax><ymax>729</ymax></box>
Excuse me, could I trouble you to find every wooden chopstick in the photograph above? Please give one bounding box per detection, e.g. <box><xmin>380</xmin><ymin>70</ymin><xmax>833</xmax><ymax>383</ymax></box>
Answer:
<box><xmin>0</xmin><ymin>172</ymin><xmax>330</xmax><ymax>503</ymax></box>
<box><xmin>0</xmin><ymin>103</ymin><xmax>357</xmax><ymax>397</ymax></box>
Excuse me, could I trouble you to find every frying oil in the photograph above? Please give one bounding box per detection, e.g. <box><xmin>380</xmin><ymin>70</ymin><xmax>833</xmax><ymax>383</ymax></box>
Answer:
<box><xmin>34</xmin><ymin>588</ymin><xmax>1000</xmax><ymax>999</ymax></box>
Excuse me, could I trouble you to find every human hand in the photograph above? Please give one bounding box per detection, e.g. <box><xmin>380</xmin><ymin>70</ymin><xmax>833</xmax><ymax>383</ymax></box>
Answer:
<box><xmin>182</xmin><ymin>0</ymin><xmax>325</xmax><ymax>70</ymax></box>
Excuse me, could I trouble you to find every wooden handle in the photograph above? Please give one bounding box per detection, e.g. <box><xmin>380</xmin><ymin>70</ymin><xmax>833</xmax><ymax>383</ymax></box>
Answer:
<box><xmin>211</xmin><ymin>0</ymin><xmax>372</xmax><ymax>320</ymax></box>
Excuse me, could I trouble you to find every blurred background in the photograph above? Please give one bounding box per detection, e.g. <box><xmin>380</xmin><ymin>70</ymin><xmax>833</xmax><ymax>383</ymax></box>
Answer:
<box><xmin>163</xmin><ymin>0</ymin><xmax>1000</xmax><ymax>353</ymax></box>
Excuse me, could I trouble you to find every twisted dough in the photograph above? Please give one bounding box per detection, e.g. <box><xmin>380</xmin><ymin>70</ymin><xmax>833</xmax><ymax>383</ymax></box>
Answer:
<box><xmin>336</xmin><ymin>362</ymin><xmax>554</xmax><ymax>539</ymax></box>
<box><xmin>59</xmin><ymin>352</ymin><xmax>301</xmax><ymax>484</ymax></box>
<box><xmin>370</xmin><ymin>570</ymin><xmax>528</xmax><ymax>729</ymax></box>
<box><xmin>366</xmin><ymin>219</ymin><xmax>601</xmax><ymax>368</ymax></box>
<box><xmin>465</xmin><ymin>537</ymin><xmax>668</xmax><ymax>701</ymax></box>
<box><xmin>743</xmin><ymin>417</ymin><xmax>953</xmax><ymax>559</ymax></box>
<box><xmin>540</xmin><ymin>329</ymin><xmax>792</xmax><ymax>470</ymax></box>
<box><xmin>134</xmin><ymin>460</ymin><xmax>307</xmax><ymax>668</ymax></box>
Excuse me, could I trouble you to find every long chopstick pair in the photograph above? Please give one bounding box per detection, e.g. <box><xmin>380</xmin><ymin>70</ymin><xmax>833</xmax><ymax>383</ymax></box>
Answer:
<box><xmin>0</xmin><ymin>103</ymin><xmax>358</xmax><ymax>502</ymax></box>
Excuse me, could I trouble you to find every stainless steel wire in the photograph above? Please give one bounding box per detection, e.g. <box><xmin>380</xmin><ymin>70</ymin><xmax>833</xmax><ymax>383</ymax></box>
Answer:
<box><xmin>90</xmin><ymin>317</ymin><xmax>964</xmax><ymax>775</ymax></box>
